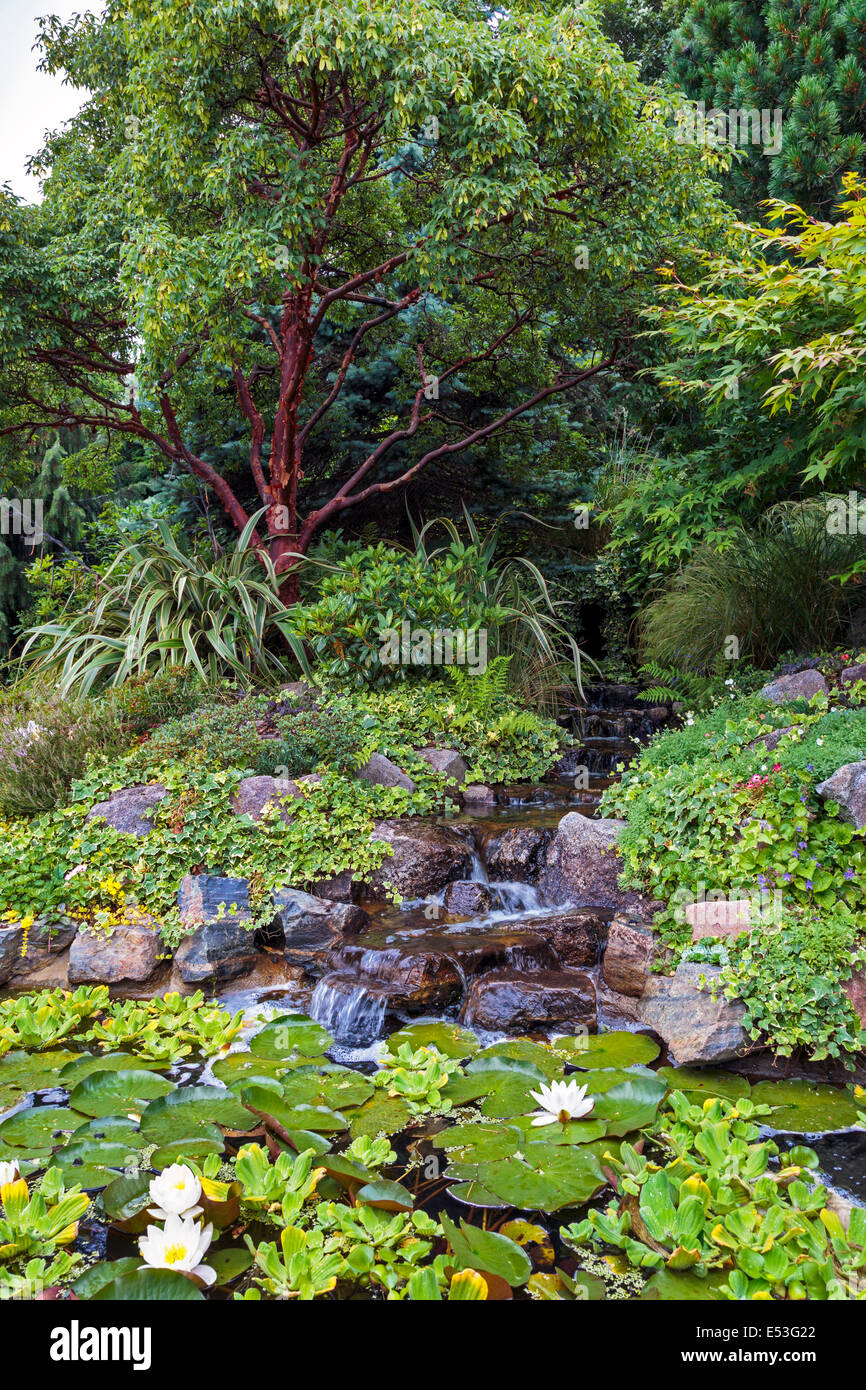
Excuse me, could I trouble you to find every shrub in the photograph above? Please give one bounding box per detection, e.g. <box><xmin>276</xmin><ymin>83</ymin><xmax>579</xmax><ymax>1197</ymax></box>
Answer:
<box><xmin>108</xmin><ymin>666</ymin><xmax>210</xmax><ymax>734</ymax></box>
<box><xmin>640</xmin><ymin>501</ymin><xmax>866</xmax><ymax>671</ymax></box>
<box><xmin>0</xmin><ymin>691</ymin><xmax>124</xmax><ymax>816</ymax></box>
<box><xmin>19</xmin><ymin>515</ymin><xmax>309</xmax><ymax>694</ymax></box>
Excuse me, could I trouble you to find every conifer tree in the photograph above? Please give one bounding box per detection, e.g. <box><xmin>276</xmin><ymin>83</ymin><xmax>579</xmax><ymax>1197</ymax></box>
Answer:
<box><xmin>670</xmin><ymin>0</ymin><xmax>866</xmax><ymax>212</ymax></box>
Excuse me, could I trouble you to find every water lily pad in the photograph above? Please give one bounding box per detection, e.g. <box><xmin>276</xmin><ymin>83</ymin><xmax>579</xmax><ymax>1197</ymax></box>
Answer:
<box><xmin>445</xmin><ymin>1145</ymin><xmax>606</xmax><ymax>1211</ymax></box>
<box><xmin>56</xmin><ymin>1138</ymin><xmax>145</xmax><ymax>1189</ymax></box>
<box><xmin>659</xmin><ymin>1067</ymin><xmax>750</xmax><ymax>1101</ymax></box>
<box><xmin>211</xmin><ymin>1053</ymin><xmax>296</xmax><ymax>1086</ymax></box>
<box><xmin>91</xmin><ymin>1269</ymin><xmax>205</xmax><ymax>1300</ymax></box>
<box><xmin>640</xmin><ymin>1268</ymin><xmax>728</xmax><ymax>1300</ymax></box>
<box><xmin>59</xmin><ymin>1052</ymin><xmax>164</xmax><ymax>1087</ymax></box>
<box><xmin>386</xmin><ymin>1022</ymin><xmax>480</xmax><ymax>1058</ymax></box>
<box><xmin>357</xmin><ymin>1180</ymin><xmax>414</xmax><ymax>1211</ymax></box>
<box><xmin>139</xmin><ymin>1085</ymin><xmax>257</xmax><ymax>1142</ymax></box>
<box><xmin>591</xmin><ymin>1074</ymin><xmax>668</xmax><ymax>1137</ymax></box>
<box><xmin>150</xmin><ymin>1135</ymin><xmax>227</xmax><ymax>1168</ymax></box>
<box><xmin>349</xmin><ymin>1094</ymin><xmax>413</xmax><ymax>1139</ymax></box>
<box><xmin>318</xmin><ymin>1069</ymin><xmax>375</xmax><ymax>1110</ymax></box>
<box><xmin>441</xmin><ymin>1214</ymin><xmax>532</xmax><ymax>1286</ymax></box>
<box><xmin>751</xmin><ymin>1081</ymin><xmax>861</xmax><ymax>1133</ymax></box>
<box><xmin>68</xmin><ymin>1069</ymin><xmax>174</xmax><ymax>1118</ymax></box>
<box><xmin>71</xmin><ymin>1258</ymin><xmax>143</xmax><ymax>1299</ymax></box>
<box><xmin>100</xmin><ymin>1174</ymin><xmax>153</xmax><ymax>1227</ymax></box>
<box><xmin>558</xmin><ymin>1032</ymin><xmax>660</xmax><ymax>1069</ymax></box>
<box><xmin>0</xmin><ymin>1106</ymin><xmax>78</xmax><ymax>1148</ymax></box>
<box><xmin>210</xmin><ymin>1247</ymin><xmax>253</xmax><ymax>1286</ymax></box>
<box><xmin>249</xmin><ymin>1013</ymin><xmax>333</xmax><ymax>1059</ymax></box>
<box><xmin>473</xmin><ymin>1040</ymin><xmax>563</xmax><ymax>1076</ymax></box>
<box><xmin>466</xmin><ymin>1054</ymin><xmax>548</xmax><ymax>1083</ymax></box>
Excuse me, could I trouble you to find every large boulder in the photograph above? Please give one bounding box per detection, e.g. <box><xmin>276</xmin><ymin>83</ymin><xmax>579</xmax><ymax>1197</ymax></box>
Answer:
<box><xmin>86</xmin><ymin>784</ymin><xmax>168</xmax><ymax>837</ymax></box>
<box><xmin>816</xmin><ymin>762</ymin><xmax>866</xmax><ymax>829</ymax></box>
<box><xmin>325</xmin><ymin>947</ymin><xmax>463</xmax><ymax>1010</ymax></box>
<box><xmin>363</xmin><ymin>820</ymin><xmax>475</xmax><ymax>898</ymax></box>
<box><xmin>638</xmin><ymin>963</ymin><xmax>752</xmax><ymax>1065</ymax></box>
<box><xmin>176</xmin><ymin>874</ymin><xmax>257</xmax><ymax>985</ymax></box>
<box><xmin>602</xmin><ymin>914</ymin><xmax>655</xmax><ymax>997</ymax></box>
<box><xmin>460</xmin><ymin>969</ymin><xmax>597</xmax><ymax>1033</ymax></box>
<box><xmin>416</xmin><ymin>748</ymin><xmax>468</xmax><ymax>783</ymax></box>
<box><xmin>68</xmin><ymin>912</ymin><xmax>162</xmax><ymax>986</ymax></box>
<box><xmin>760</xmin><ymin>670</ymin><xmax>828</xmax><ymax>703</ymax></box>
<box><xmin>271</xmin><ymin>888</ymin><xmax>369</xmax><ymax>969</ymax></box>
<box><xmin>356</xmin><ymin>753</ymin><xmax>415</xmax><ymax>792</ymax></box>
<box><xmin>231</xmin><ymin>775</ymin><xmax>302</xmax><ymax>823</ymax></box>
<box><xmin>538</xmin><ymin>813</ymin><xmax>645</xmax><ymax>911</ymax></box>
<box><xmin>484</xmin><ymin>826</ymin><xmax>552</xmax><ymax>882</ymax></box>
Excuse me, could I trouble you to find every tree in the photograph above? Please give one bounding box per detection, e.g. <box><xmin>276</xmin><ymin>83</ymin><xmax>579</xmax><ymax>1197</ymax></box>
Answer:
<box><xmin>0</xmin><ymin>0</ymin><xmax>723</xmax><ymax>601</ymax></box>
<box><xmin>669</xmin><ymin>0</ymin><xmax>866</xmax><ymax>214</ymax></box>
<box><xmin>649</xmin><ymin>174</ymin><xmax>866</xmax><ymax>489</ymax></box>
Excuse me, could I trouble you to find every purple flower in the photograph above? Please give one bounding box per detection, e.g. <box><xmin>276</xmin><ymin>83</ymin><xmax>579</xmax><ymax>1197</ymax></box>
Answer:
<box><xmin>845</xmin><ymin>869</ymin><xmax>856</xmax><ymax>880</ymax></box>
<box><xmin>798</xmin><ymin>841</ymin><xmax>807</xmax><ymax>849</ymax></box>
<box><xmin>782</xmin><ymin>872</ymin><xmax>792</xmax><ymax>882</ymax></box>
<box><xmin>805</xmin><ymin>880</ymin><xmax>814</xmax><ymax>890</ymax></box>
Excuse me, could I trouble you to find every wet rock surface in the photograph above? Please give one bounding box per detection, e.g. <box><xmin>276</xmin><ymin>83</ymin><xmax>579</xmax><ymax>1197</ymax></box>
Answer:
<box><xmin>602</xmin><ymin>914</ymin><xmax>655</xmax><ymax>996</ymax></box>
<box><xmin>442</xmin><ymin>880</ymin><xmax>492</xmax><ymax>915</ymax></box>
<box><xmin>176</xmin><ymin>874</ymin><xmax>257</xmax><ymax>985</ymax></box>
<box><xmin>363</xmin><ymin>819</ymin><xmax>475</xmax><ymax>897</ymax></box>
<box><xmin>271</xmin><ymin>888</ymin><xmax>369</xmax><ymax>969</ymax></box>
<box><xmin>538</xmin><ymin>812</ymin><xmax>648</xmax><ymax>912</ymax></box>
<box><xmin>482</xmin><ymin>825</ymin><xmax>552</xmax><ymax>881</ymax></box>
<box><xmin>460</xmin><ymin>968</ymin><xmax>597</xmax><ymax>1032</ymax></box>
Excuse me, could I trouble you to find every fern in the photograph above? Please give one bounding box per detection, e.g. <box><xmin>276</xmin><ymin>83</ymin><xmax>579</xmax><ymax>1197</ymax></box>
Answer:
<box><xmin>447</xmin><ymin>654</ymin><xmax>511</xmax><ymax>719</ymax></box>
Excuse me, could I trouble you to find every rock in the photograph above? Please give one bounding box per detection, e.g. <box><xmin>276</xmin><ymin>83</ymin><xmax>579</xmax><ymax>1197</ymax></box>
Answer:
<box><xmin>176</xmin><ymin>874</ymin><xmax>257</xmax><ymax>985</ymax></box>
<box><xmin>68</xmin><ymin>911</ymin><xmax>162</xmax><ymax>985</ymax></box>
<box><xmin>86</xmin><ymin>784</ymin><xmax>168</xmax><ymax>837</ymax></box>
<box><xmin>462</xmin><ymin>784</ymin><xmax>497</xmax><ymax>806</ymax></box>
<box><xmin>816</xmin><ymin>762</ymin><xmax>866</xmax><ymax>829</ymax></box>
<box><xmin>603</xmin><ymin>915</ymin><xmax>655</xmax><ymax>996</ymax></box>
<box><xmin>415</xmin><ymin>748</ymin><xmax>468</xmax><ymax>783</ymax></box>
<box><xmin>646</xmin><ymin>706</ymin><xmax>670</xmax><ymax>725</ymax></box>
<box><xmin>484</xmin><ymin>826</ymin><xmax>552</xmax><ymax>882</ymax></box>
<box><xmin>686</xmin><ymin>899</ymin><xmax>752</xmax><ymax>941</ymax></box>
<box><xmin>12</xmin><ymin>917</ymin><xmax>77</xmax><ymax>978</ymax></box>
<box><xmin>760</xmin><ymin>670</ymin><xmax>828</xmax><ymax>703</ymax></box>
<box><xmin>322</xmin><ymin>951</ymin><xmax>463</xmax><ymax>1010</ymax></box>
<box><xmin>597</xmin><ymin>980</ymin><xmax>643</xmax><ymax>1026</ymax></box>
<box><xmin>460</xmin><ymin>969</ymin><xmax>597</xmax><ymax>1033</ymax></box>
<box><xmin>638</xmin><ymin>963</ymin><xmax>752</xmax><ymax>1065</ymax></box>
<box><xmin>538</xmin><ymin>812</ymin><xmax>643</xmax><ymax>911</ymax></box>
<box><xmin>843</xmin><ymin>967</ymin><xmax>866</xmax><ymax>1029</ymax></box>
<box><xmin>747</xmin><ymin>726</ymin><xmax>793</xmax><ymax>753</ymax></box>
<box><xmin>841</xmin><ymin>662</ymin><xmax>866</xmax><ymax>689</ymax></box>
<box><xmin>0</xmin><ymin>926</ymin><xmax>24</xmax><ymax>986</ymax></box>
<box><xmin>443</xmin><ymin>880</ymin><xmax>492</xmax><ymax>915</ymax></box>
<box><xmin>364</xmin><ymin>819</ymin><xmax>475</xmax><ymax>898</ymax></box>
<box><xmin>279</xmin><ymin>680</ymin><xmax>318</xmax><ymax>706</ymax></box>
<box><xmin>231</xmin><ymin>775</ymin><xmax>302</xmax><ymax>823</ymax></box>
<box><xmin>513</xmin><ymin>909</ymin><xmax>604</xmax><ymax>968</ymax></box>
<box><xmin>308</xmin><ymin>870</ymin><xmax>357</xmax><ymax>903</ymax></box>
<box><xmin>356</xmin><ymin>752</ymin><xmax>416</xmax><ymax>792</ymax></box>
<box><xmin>271</xmin><ymin>888</ymin><xmax>369</xmax><ymax>969</ymax></box>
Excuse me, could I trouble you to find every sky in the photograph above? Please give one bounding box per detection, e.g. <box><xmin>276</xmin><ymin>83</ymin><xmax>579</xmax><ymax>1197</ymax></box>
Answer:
<box><xmin>0</xmin><ymin>0</ymin><xmax>96</xmax><ymax>203</ymax></box>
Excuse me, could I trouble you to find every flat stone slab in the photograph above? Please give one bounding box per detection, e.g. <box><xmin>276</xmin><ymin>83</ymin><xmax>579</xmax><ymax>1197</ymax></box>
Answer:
<box><xmin>686</xmin><ymin>899</ymin><xmax>752</xmax><ymax>941</ymax></box>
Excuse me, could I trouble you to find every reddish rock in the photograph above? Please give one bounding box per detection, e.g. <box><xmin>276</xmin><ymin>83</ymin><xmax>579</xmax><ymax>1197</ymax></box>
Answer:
<box><xmin>459</xmin><ymin>968</ymin><xmax>597</xmax><ymax>1033</ymax></box>
<box><xmin>485</xmin><ymin>826</ymin><xmax>552</xmax><ymax>881</ymax></box>
<box><xmin>516</xmin><ymin>909</ymin><xmax>604</xmax><ymax>967</ymax></box>
<box><xmin>686</xmin><ymin>899</ymin><xmax>752</xmax><ymax>942</ymax></box>
<box><xmin>843</xmin><ymin>967</ymin><xmax>866</xmax><ymax>1029</ymax></box>
<box><xmin>603</xmin><ymin>914</ymin><xmax>655</xmax><ymax>996</ymax></box>
<box><xmin>462</xmin><ymin>784</ymin><xmax>497</xmax><ymax>807</ymax></box>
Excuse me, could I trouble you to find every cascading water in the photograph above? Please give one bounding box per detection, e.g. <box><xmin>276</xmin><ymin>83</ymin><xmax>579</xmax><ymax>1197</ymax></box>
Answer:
<box><xmin>307</xmin><ymin>683</ymin><xmax>669</xmax><ymax>1046</ymax></box>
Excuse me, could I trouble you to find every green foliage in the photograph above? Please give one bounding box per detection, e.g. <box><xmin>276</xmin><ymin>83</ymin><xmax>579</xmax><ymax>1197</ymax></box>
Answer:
<box><xmin>652</xmin><ymin>180</ymin><xmax>866</xmax><ymax>491</ymax></box>
<box><xmin>20</xmin><ymin>515</ymin><xmax>309</xmax><ymax>695</ymax></box>
<box><xmin>640</xmin><ymin>502</ymin><xmax>866</xmax><ymax>670</ymax></box>
<box><xmin>670</xmin><ymin>0</ymin><xmax>866</xmax><ymax>213</ymax></box>
<box><xmin>373</xmin><ymin>1044</ymin><xmax>463</xmax><ymax>1116</ymax></box>
<box><xmin>0</xmin><ymin>687</ymin><xmax>124</xmax><ymax>816</ymax></box>
<box><xmin>703</xmin><ymin>907</ymin><xmax>866</xmax><ymax>1061</ymax></box>
<box><xmin>604</xmin><ymin>691</ymin><xmax>866</xmax><ymax>947</ymax></box>
<box><xmin>0</xmin><ymin>988</ymin><xmax>244</xmax><ymax>1060</ymax></box>
<box><xmin>565</xmin><ymin>1090</ymin><xmax>866</xmax><ymax>1299</ymax></box>
<box><xmin>0</xmin><ymin>1167</ymin><xmax>90</xmax><ymax>1264</ymax></box>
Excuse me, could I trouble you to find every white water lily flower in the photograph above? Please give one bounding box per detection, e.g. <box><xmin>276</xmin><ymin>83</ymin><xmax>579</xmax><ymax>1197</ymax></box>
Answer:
<box><xmin>528</xmin><ymin>1079</ymin><xmax>595</xmax><ymax>1127</ymax></box>
<box><xmin>139</xmin><ymin>1214</ymin><xmax>216</xmax><ymax>1286</ymax></box>
<box><xmin>147</xmin><ymin>1163</ymin><xmax>203</xmax><ymax>1219</ymax></box>
<box><xmin>0</xmin><ymin>1160</ymin><xmax>20</xmax><ymax>1186</ymax></box>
